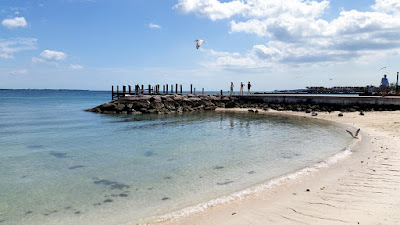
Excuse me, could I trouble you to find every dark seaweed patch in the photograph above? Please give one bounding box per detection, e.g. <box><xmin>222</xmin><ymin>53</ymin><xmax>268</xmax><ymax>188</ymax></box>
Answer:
<box><xmin>65</xmin><ymin>206</ymin><xmax>72</xmax><ymax>210</ymax></box>
<box><xmin>119</xmin><ymin>193</ymin><xmax>128</xmax><ymax>197</ymax></box>
<box><xmin>282</xmin><ymin>155</ymin><xmax>292</xmax><ymax>159</ymax></box>
<box><xmin>49</xmin><ymin>152</ymin><xmax>69</xmax><ymax>158</ymax></box>
<box><xmin>214</xmin><ymin>166</ymin><xmax>224</xmax><ymax>170</ymax></box>
<box><xmin>217</xmin><ymin>181</ymin><xmax>234</xmax><ymax>185</ymax></box>
<box><xmin>248</xmin><ymin>171</ymin><xmax>256</xmax><ymax>174</ymax></box>
<box><xmin>68</xmin><ymin>165</ymin><xmax>84</xmax><ymax>170</ymax></box>
<box><xmin>148</xmin><ymin>187</ymin><xmax>153</xmax><ymax>190</ymax></box>
<box><xmin>25</xmin><ymin>211</ymin><xmax>33</xmax><ymax>214</ymax></box>
<box><xmin>144</xmin><ymin>151</ymin><xmax>154</xmax><ymax>157</ymax></box>
<box><xmin>0</xmin><ymin>220</ymin><xmax>4</xmax><ymax>223</ymax></box>
<box><xmin>20</xmin><ymin>175</ymin><xmax>27</xmax><ymax>178</ymax></box>
<box><xmin>164</xmin><ymin>176</ymin><xmax>172</xmax><ymax>180</ymax></box>
<box><xmin>93</xmin><ymin>179</ymin><xmax>130</xmax><ymax>190</ymax></box>
<box><xmin>103</xmin><ymin>199</ymin><xmax>113</xmax><ymax>203</ymax></box>
<box><xmin>93</xmin><ymin>203</ymin><xmax>101</xmax><ymax>206</ymax></box>
<box><xmin>74</xmin><ymin>211</ymin><xmax>81</xmax><ymax>215</ymax></box>
<box><xmin>111</xmin><ymin>194</ymin><xmax>118</xmax><ymax>197</ymax></box>
<box><xmin>162</xmin><ymin>197</ymin><xmax>170</xmax><ymax>201</ymax></box>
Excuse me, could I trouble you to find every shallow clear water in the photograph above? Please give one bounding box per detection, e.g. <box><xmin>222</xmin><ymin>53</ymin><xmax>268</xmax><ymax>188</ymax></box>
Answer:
<box><xmin>0</xmin><ymin>90</ymin><xmax>352</xmax><ymax>225</ymax></box>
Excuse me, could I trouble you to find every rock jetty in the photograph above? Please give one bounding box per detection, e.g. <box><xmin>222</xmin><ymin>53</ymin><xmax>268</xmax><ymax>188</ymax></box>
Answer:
<box><xmin>86</xmin><ymin>94</ymin><xmax>400</xmax><ymax>115</ymax></box>
<box><xmin>86</xmin><ymin>94</ymin><xmax>237</xmax><ymax>114</ymax></box>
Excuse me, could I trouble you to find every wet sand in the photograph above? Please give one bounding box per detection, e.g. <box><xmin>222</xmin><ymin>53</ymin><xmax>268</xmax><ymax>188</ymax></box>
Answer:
<box><xmin>158</xmin><ymin>109</ymin><xmax>400</xmax><ymax>225</ymax></box>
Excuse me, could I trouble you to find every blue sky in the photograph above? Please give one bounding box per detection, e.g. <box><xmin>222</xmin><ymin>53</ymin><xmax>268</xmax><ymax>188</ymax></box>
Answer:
<box><xmin>1</xmin><ymin>0</ymin><xmax>400</xmax><ymax>91</ymax></box>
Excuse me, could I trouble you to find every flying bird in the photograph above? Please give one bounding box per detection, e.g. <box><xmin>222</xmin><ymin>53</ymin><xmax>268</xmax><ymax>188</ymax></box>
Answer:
<box><xmin>195</xmin><ymin>40</ymin><xmax>206</xmax><ymax>49</ymax></box>
<box><xmin>380</xmin><ymin>66</ymin><xmax>386</xmax><ymax>70</ymax></box>
<box><xmin>346</xmin><ymin>128</ymin><xmax>360</xmax><ymax>138</ymax></box>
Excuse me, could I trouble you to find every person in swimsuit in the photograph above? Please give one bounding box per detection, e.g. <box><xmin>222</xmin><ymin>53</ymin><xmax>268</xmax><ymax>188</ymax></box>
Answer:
<box><xmin>247</xmin><ymin>81</ymin><xmax>252</xmax><ymax>94</ymax></box>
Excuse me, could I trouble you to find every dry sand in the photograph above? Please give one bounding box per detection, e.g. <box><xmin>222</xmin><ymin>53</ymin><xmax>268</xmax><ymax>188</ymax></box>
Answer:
<box><xmin>158</xmin><ymin>109</ymin><xmax>400</xmax><ymax>225</ymax></box>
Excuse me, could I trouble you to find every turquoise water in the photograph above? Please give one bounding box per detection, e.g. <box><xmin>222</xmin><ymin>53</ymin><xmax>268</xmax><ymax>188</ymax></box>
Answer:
<box><xmin>0</xmin><ymin>90</ymin><xmax>352</xmax><ymax>225</ymax></box>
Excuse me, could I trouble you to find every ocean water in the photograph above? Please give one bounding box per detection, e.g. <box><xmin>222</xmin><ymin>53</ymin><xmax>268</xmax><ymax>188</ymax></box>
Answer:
<box><xmin>0</xmin><ymin>90</ymin><xmax>352</xmax><ymax>225</ymax></box>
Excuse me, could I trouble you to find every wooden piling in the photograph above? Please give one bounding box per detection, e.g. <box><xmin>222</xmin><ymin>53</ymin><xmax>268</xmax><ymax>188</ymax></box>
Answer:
<box><xmin>175</xmin><ymin>84</ymin><xmax>178</xmax><ymax>94</ymax></box>
<box><xmin>194</xmin><ymin>88</ymin><xmax>196</xmax><ymax>95</ymax></box>
<box><xmin>180</xmin><ymin>85</ymin><xmax>182</xmax><ymax>94</ymax></box>
<box><xmin>171</xmin><ymin>84</ymin><xmax>173</xmax><ymax>94</ymax></box>
<box><xmin>148</xmin><ymin>85</ymin><xmax>151</xmax><ymax>94</ymax></box>
<box><xmin>123</xmin><ymin>85</ymin><xmax>126</xmax><ymax>94</ymax></box>
<box><xmin>202</xmin><ymin>88</ymin><xmax>204</xmax><ymax>95</ymax></box>
<box><xmin>190</xmin><ymin>84</ymin><xmax>193</xmax><ymax>94</ymax></box>
<box><xmin>220</xmin><ymin>90</ymin><xmax>223</xmax><ymax>95</ymax></box>
<box><xmin>166</xmin><ymin>84</ymin><xmax>169</xmax><ymax>94</ymax></box>
<box><xmin>129</xmin><ymin>85</ymin><xmax>131</xmax><ymax>94</ymax></box>
<box><xmin>141</xmin><ymin>85</ymin><xmax>144</xmax><ymax>94</ymax></box>
<box><xmin>112</xmin><ymin>85</ymin><xmax>114</xmax><ymax>100</ymax></box>
<box><xmin>397</xmin><ymin>72</ymin><xmax>399</xmax><ymax>94</ymax></box>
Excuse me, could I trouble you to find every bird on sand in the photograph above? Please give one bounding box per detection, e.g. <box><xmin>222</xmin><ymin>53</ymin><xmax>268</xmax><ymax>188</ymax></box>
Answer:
<box><xmin>346</xmin><ymin>128</ymin><xmax>360</xmax><ymax>138</ymax></box>
<box><xmin>195</xmin><ymin>40</ymin><xmax>206</xmax><ymax>49</ymax></box>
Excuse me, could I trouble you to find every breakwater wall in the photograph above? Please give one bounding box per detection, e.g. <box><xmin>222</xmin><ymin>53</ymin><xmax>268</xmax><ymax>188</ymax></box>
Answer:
<box><xmin>86</xmin><ymin>94</ymin><xmax>400</xmax><ymax>114</ymax></box>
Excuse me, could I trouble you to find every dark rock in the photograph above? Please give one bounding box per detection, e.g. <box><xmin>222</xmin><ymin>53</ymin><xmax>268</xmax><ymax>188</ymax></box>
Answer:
<box><xmin>338</xmin><ymin>113</ymin><xmax>343</xmax><ymax>117</ymax></box>
<box><xmin>103</xmin><ymin>199</ymin><xmax>113</xmax><ymax>203</ymax></box>
<box><xmin>359</xmin><ymin>111</ymin><xmax>364</xmax><ymax>116</ymax></box>
<box><xmin>311</xmin><ymin>112</ymin><xmax>318</xmax><ymax>116</ymax></box>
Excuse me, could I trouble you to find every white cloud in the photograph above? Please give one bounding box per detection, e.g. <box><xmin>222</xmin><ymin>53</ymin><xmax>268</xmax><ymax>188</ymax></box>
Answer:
<box><xmin>149</xmin><ymin>23</ymin><xmax>161</xmax><ymax>29</ymax></box>
<box><xmin>1</xmin><ymin>17</ymin><xmax>27</xmax><ymax>29</ymax></box>
<box><xmin>372</xmin><ymin>0</ymin><xmax>400</xmax><ymax>15</ymax></box>
<box><xmin>0</xmin><ymin>38</ymin><xmax>37</xmax><ymax>59</ymax></box>
<box><xmin>42</xmin><ymin>50</ymin><xmax>66</xmax><ymax>60</ymax></box>
<box><xmin>174</xmin><ymin>0</ymin><xmax>248</xmax><ymax>20</ymax></box>
<box><xmin>69</xmin><ymin>64</ymin><xmax>83</xmax><ymax>70</ymax></box>
<box><xmin>32</xmin><ymin>50</ymin><xmax>67</xmax><ymax>64</ymax></box>
<box><xmin>174</xmin><ymin>0</ymin><xmax>329</xmax><ymax>21</ymax></box>
<box><xmin>178</xmin><ymin>0</ymin><xmax>400</xmax><ymax>68</ymax></box>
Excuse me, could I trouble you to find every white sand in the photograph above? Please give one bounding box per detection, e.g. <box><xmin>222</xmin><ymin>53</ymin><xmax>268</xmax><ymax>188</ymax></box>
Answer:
<box><xmin>158</xmin><ymin>109</ymin><xmax>400</xmax><ymax>225</ymax></box>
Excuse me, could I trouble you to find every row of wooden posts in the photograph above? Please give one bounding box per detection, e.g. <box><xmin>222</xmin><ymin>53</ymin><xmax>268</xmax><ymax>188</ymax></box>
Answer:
<box><xmin>111</xmin><ymin>84</ymin><xmax>220</xmax><ymax>100</ymax></box>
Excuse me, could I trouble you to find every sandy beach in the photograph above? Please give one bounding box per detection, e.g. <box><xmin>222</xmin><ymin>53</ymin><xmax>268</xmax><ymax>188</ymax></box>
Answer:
<box><xmin>159</xmin><ymin>109</ymin><xmax>400</xmax><ymax>225</ymax></box>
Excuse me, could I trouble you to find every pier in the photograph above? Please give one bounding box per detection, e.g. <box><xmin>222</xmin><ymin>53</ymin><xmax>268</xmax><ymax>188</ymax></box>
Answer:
<box><xmin>111</xmin><ymin>84</ymin><xmax>201</xmax><ymax>100</ymax></box>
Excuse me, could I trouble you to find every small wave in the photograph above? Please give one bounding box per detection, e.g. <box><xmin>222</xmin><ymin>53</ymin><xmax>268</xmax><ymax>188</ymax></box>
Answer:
<box><xmin>152</xmin><ymin>143</ymin><xmax>356</xmax><ymax>224</ymax></box>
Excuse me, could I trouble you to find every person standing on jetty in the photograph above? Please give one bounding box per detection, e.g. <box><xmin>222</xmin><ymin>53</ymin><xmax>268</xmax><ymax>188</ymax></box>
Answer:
<box><xmin>230</xmin><ymin>82</ymin><xmax>234</xmax><ymax>96</ymax></box>
<box><xmin>240</xmin><ymin>82</ymin><xmax>245</xmax><ymax>95</ymax></box>
<box><xmin>380</xmin><ymin>74</ymin><xmax>389</xmax><ymax>97</ymax></box>
<box><xmin>248</xmin><ymin>81</ymin><xmax>252</xmax><ymax>94</ymax></box>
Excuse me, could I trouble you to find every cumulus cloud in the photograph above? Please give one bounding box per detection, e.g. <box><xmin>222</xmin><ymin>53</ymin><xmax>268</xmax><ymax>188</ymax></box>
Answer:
<box><xmin>176</xmin><ymin>0</ymin><xmax>400</xmax><ymax>68</ymax></box>
<box><xmin>174</xmin><ymin>0</ymin><xmax>328</xmax><ymax>20</ymax></box>
<box><xmin>1</xmin><ymin>17</ymin><xmax>27</xmax><ymax>29</ymax></box>
<box><xmin>40</xmin><ymin>50</ymin><xmax>67</xmax><ymax>60</ymax></box>
<box><xmin>32</xmin><ymin>50</ymin><xmax>67</xmax><ymax>63</ymax></box>
<box><xmin>149</xmin><ymin>23</ymin><xmax>161</xmax><ymax>29</ymax></box>
<box><xmin>69</xmin><ymin>64</ymin><xmax>83</xmax><ymax>70</ymax></box>
<box><xmin>0</xmin><ymin>38</ymin><xmax>37</xmax><ymax>59</ymax></box>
